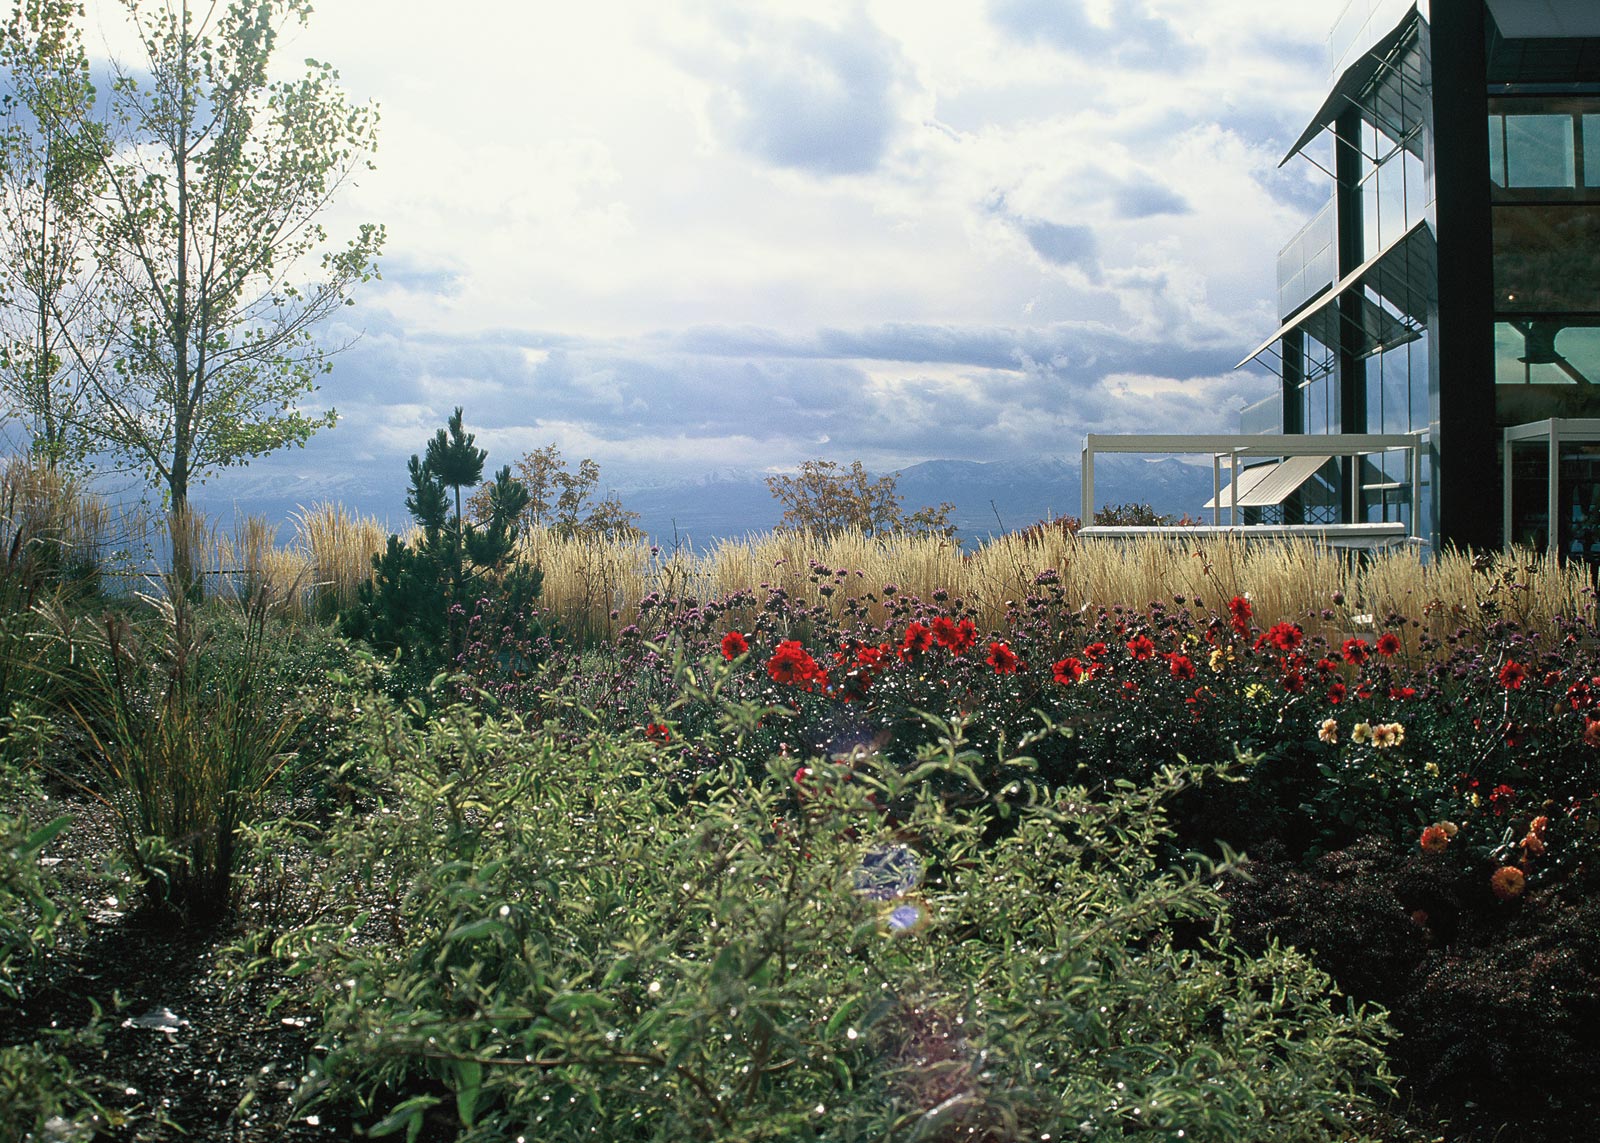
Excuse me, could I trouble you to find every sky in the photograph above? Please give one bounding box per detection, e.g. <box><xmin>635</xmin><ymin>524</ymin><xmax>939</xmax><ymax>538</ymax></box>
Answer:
<box><xmin>65</xmin><ymin>0</ymin><xmax>1350</xmax><ymax>515</ymax></box>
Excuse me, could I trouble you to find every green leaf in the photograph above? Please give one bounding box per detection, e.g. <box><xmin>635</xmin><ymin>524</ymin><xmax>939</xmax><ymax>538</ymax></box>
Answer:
<box><xmin>366</xmin><ymin>1095</ymin><xmax>440</xmax><ymax>1140</ymax></box>
<box><xmin>824</xmin><ymin>995</ymin><xmax>862</xmax><ymax>1039</ymax></box>
<box><xmin>454</xmin><ymin>1058</ymin><xmax>482</xmax><ymax>1127</ymax></box>
<box><xmin>443</xmin><ymin>918</ymin><xmax>506</xmax><ymax>944</ymax></box>
<box><xmin>709</xmin><ymin>944</ymin><xmax>741</xmax><ymax>984</ymax></box>
<box><xmin>908</xmin><ymin>1092</ymin><xmax>978</xmax><ymax>1141</ymax></box>
<box><xmin>547</xmin><ymin>991</ymin><xmax>612</xmax><ymax>1021</ymax></box>
<box><xmin>16</xmin><ymin>815</ymin><xmax>71</xmax><ymax>858</ymax></box>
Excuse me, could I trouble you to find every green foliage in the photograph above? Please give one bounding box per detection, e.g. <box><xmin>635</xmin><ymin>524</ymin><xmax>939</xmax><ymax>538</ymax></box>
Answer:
<box><xmin>1093</xmin><ymin>503</ymin><xmax>1176</xmax><ymax>527</ymax></box>
<box><xmin>272</xmin><ymin>676</ymin><xmax>1396</xmax><ymax>1142</ymax></box>
<box><xmin>767</xmin><ymin>459</ymin><xmax>956</xmax><ymax>540</ymax></box>
<box><xmin>0</xmin><ymin>0</ymin><xmax>383</xmax><ymax>588</ymax></box>
<box><xmin>0</xmin><ymin>758</ymin><xmax>72</xmax><ymax>1001</ymax></box>
<box><xmin>0</xmin><ymin>0</ymin><xmax>107</xmax><ymax>468</ymax></box>
<box><xmin>42</xmin><ymin>585</ymin><xmax>312</xmax><ymax>918</ymax></box>
<box><xmin>343</xmin><ymin>408</ymin><xmax>542</xmax><ymax>695</ymax></box>
<box><xmin>0</xmin><ymin>1040</ymin><xmax>100</xmax><ymax>1141</ymax></box>
<box><xmin>469</xmin><ymin>441</ymin><xmax>643</xmax><ymax>542</ymax></box>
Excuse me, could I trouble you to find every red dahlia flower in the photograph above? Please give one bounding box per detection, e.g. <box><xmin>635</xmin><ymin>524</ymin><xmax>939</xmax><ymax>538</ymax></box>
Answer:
<box><xmin>899</xmin><ymin>622</ymin><xmax>934</xmax><ymax>658</ymax></box>
<box><xmin>932</xmin><ymin>615</ymin><xmax>979</xmax><ymax>652</ymax></box>
<box><xmin>1166</xmin><ymin>654</ymin><xmax>1196</xmax><ymax>680</ymax></box>
<box><xmin>721</xmin><ymin>630</ymin><xmax>749</xmax><ymax>660</ymax></box>
<box><xmin>1375</xmin><ymin>632</ymin><xmax>1401</xmax><ymax>657</ymax></box>
<box><xmin>768</xmin><ymin>640</ymin><xmax>824</xmax><ymax>688</ymax></box>
<box><xmin>1266</xmin><ymin>622</ymin><xmax>1303</xmax><ymax>652</ymax></box>
<box><xmin>1341</xmin><ymin>638</ymin><xmax>1370</xmax><ymax>664</ymax></box>
<box><xmin>1498</xmin><ymin>660</ymin><xmax>1527</xmax><ymax>690</ymax></box>
<box><xmin>986</xmin><ymin>641</ymin><xmax>1020</xmax><ymax>674</ymax></box>
<box><xmin>1126</xmin><ymin>634</ymin><xmax>1156</xmax><ymax>660</ymax></box>
<box><xmin>1053</xmin><ymin>657</ymin><xmax>1083</xmax><ymax>685</ymax></box>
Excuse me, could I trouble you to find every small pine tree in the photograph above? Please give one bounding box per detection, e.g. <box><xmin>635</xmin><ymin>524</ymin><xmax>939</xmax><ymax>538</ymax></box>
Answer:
<box><xmin>342</xmin><ymin>408</ymin><xmax>541</xmax><ymax>696</ymax></box>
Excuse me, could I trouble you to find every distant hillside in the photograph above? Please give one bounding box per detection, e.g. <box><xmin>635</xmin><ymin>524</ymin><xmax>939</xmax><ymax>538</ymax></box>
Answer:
<box><xmin>892</xmin><ymin>456</ymin><xmax>1216</xmax><ymax>542</ymax></box>
<box><xmin>618</xmin><ymin>455</ymin><xmax>1218</xmax><ymax>546</ymax></box>
<box><xmin>187</xmin><ymin>454</ymin><xmax>1221</xmax><ymax>548</ymax></box>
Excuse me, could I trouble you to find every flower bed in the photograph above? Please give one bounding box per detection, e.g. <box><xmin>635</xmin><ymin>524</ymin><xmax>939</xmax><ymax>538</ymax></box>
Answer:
<box><xmin>451</xmin><ymin>566</ymin><xmax>1600</xmax><ymax>1139</ymax></box>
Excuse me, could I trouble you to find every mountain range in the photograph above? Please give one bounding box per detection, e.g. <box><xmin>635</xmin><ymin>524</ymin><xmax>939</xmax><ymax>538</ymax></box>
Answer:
<box><xmin>189</xmin><ymin>454</ymin><xmax>1222</xmax><ymax>548</ymax></box>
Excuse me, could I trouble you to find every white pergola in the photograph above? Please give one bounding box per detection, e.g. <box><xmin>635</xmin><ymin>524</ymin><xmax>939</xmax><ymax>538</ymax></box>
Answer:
<box><xmin>1502</xmin><ymin>418</ymin><xmax>1600</xmax><ymax>556</ymax></box>
<box><xmin>1079</xmin><ymin>432</ymin><xmax>1426</xmax><ymax>544</ymax></box>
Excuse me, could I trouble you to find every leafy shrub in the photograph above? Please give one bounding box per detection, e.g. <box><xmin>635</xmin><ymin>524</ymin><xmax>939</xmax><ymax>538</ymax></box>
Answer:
<box><xmin>0</xmin><ymin>1042</ymin><xmax>100</xmax><ymax>1142</ymax></box>
<box><xmin>469</xmin><ymin>569</ymin><xmax>1600</xmax><ymax>879</ymax></box>
<box><xmin>272</xmin><ymin>681</ymin><xmax>1397</xmax><ymax>1142</ymax></box>
<box><xmin>468</xmin><ymin>441</ymin><xmax>643</xmax><ymax>542</ymax></box>
<box><xmin>767</xmin><ymin>458</ymin><xmax>956</xmax><ymax>540</ymax></box>
<box><xmin>0</xmin><ymin>760</ymin><xmax>71</xmax><ymax>1001</ymax></box>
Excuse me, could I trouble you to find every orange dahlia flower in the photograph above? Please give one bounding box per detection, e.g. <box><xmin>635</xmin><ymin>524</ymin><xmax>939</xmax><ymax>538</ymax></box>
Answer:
<box><xmin>1490</xmin><ymin>865</ymin><xmax>1527</xmax><ymax>901</ymax></box>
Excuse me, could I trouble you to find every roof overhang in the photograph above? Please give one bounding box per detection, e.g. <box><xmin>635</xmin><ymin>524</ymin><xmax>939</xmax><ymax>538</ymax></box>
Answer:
<box><xmin>1281</xmin><ymin>4</ymin><xmax>1423</xmax><ymax>168</ymax></box>
<box><xmin>1202</xmin><ymin>454</ymin><xmax>1334</xmax><ymax>509</ymax></box>
<box><xmin>1486</xmin><ymin>0</ymin><xmax>1600</xmax><ymax>38</ymax></box>
<box><xmin>1237</xmin><ymin>219</ymin><xmax>1436</xmax><ymax>370</ymax></box>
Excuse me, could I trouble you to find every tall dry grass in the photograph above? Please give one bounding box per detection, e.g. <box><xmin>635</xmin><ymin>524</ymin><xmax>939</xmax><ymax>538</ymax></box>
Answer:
<box><xmin>121</xmin><ymin>502</ymin><xmax>1595</xmax><ymax>646</ymax></box>
<box><xmin>292</xmin><ymin>502</ymin><xmax>390</xmax><ymax>619</ymax></box>
<box><xmin>489</xmin><ymin>527</ymin><xmax>1597</xmax><ymax>647</ymax></box>
<box><xmin>0</xmin><ymin>457</ymin><xmax>118</xmax><ymax>581</ymax></box>
<box><xmin>150</xmin><ymin>502</ymin><xmax>389</xmax><ymax>617</ymax></box>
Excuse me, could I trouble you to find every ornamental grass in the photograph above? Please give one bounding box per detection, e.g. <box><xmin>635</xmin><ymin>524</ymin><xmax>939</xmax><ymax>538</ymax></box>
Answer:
<box><xmin>286</xmin><ymin>512</ymin><xmax>1600</xmax><ymax>650</ymax></box>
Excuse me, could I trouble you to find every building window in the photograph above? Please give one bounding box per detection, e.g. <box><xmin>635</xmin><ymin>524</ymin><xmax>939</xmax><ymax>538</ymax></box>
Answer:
<box><xmin>1495</xmin><ymin>322</ymin><xmax>1600</xmax><ymax>386</ymax></box>
<box><xmin>1587</xmin><ymin>115</ymin><xmax>1600</xmax><ymax>187</ymax></box>
<box><xmin>1492</xmin><ymin>113</ymin><xmax>1576</xmax><ymax>188</ymax></box>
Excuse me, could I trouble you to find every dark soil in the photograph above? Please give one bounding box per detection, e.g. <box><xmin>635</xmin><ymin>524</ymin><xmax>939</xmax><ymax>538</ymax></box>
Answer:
<box><xmin>1226</xmin><ymin>834</ymin><xmax>1600</xmax><ymax>1143</ymax></box>
<box><xmin>2</xmin><ymin>792</ymin><xmax>348</xmax><ymax>1142</ymax></box>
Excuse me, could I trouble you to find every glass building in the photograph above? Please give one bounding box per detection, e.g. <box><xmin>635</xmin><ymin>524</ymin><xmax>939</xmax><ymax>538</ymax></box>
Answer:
<box><xmin>1239</xmin><ymin>0</ymin><xmax>1600</xmax><ymax>553</ymax></box>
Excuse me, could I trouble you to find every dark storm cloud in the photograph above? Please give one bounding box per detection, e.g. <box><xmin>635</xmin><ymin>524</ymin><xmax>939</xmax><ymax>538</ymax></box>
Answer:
<box><xmin>309</xmin><ymin>306</ymin><xmax>1254</xmax><ymax>458</ymax></box>
<box><xmin>666</xmin><ymin>322</ymin><xmax>1238</xmax><ymax>378</ymax></box>
<box><xmin>988</xmin><ymin>0</ymin><xmax>1196</xmax><ymax>70</ymax></box>
<box><xmin>1019</xmin><ymin>219</ymin><xmax>1102</xmax><ymax>277</ymax></box>
<box><xmin>699</xmin><ymin>10</ymin><xmax>909</xmax><ymax>175</ymax></box>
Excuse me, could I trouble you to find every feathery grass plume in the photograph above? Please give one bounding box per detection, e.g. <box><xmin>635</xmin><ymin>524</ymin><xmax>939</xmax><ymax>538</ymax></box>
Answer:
<box><xmin>293</xmin><ymin>501</ymin><xmax>390</xmax><ymax>621</ymax></box>
<box><xmin>0</xmin><ymin>456</ymin><xmax>112</xmax><ymax>590</ymax></box>
<box><xmin>506</xmin><ymin>525</ymin><xmax>1594</xmax><ymax>649</ymax></box>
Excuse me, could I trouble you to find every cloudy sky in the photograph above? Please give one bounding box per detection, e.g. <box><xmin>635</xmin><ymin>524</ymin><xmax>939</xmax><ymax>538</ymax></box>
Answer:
<box><xmin>74</xmin><ymin>0</ymin><xmax>1349</xmax><ymax>508</ymax></box>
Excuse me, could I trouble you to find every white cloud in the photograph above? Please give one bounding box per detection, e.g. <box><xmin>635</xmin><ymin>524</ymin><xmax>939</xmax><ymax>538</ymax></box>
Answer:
<box><xmin>67</xmin><ymin>0</ymin><xmax>1346</xmax><ymax>521</ymax></box>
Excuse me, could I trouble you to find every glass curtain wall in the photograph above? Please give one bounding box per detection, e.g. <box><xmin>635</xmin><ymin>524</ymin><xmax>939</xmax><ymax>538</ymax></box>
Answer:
<box><xmin>1347</xmin><ymin>33</ymin><xmax>1434</xmax><ymax>535</ymax></box>
<box><xmin>1491</xmin><ymin>96</ymin><xmax>1600</xmax><ymax>422</ymax></box>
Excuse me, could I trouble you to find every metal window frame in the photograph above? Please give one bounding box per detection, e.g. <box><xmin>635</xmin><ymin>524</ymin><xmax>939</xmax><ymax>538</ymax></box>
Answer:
<box><xmin>1080</xmin><ymin>432</ymin><xmax>1425</xmax><ymax>535</ymax></box>
<box><xmin>1502</xmin><ymin>417</ymin><xmax>1600</xmax><ymax>554</ymax></box>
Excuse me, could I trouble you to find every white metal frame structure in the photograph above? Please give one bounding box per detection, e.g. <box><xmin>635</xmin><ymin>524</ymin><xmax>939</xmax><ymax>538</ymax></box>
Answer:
<box><xmin>1080</xmin><ymin>432</ymin><xmax>1426</xmax><ymax>542</ymax></box>
<box><xmin>1501</xmin><ymin>418</ymin><xmax>1600</xmax><ymax>556</ymax></box>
